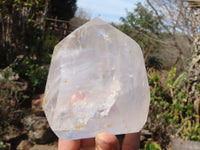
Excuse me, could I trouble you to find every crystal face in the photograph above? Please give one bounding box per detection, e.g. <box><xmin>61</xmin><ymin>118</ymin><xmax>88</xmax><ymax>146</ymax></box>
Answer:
<box><xmin>43</xmin><ymin>18</ymin><xmax>150</xmax><ymax>140</ymax></box>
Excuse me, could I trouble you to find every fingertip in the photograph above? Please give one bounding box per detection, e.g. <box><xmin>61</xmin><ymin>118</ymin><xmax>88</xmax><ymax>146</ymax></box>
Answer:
<box><xmin>58</xmin><ymin>138</ymin><xmax>80</xmax><ymax>150</ymax></box>
<box><xmin>95</xmin><ymin>133</ymin><xmax>120</xmax><ymax>150</ymax></box>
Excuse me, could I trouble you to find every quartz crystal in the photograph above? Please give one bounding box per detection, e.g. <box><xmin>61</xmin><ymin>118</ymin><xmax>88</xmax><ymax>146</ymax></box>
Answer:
<box><xmin>43</xmin><ymin>18</ymin><xmax>150</xmax><ymax>140</ymax></box>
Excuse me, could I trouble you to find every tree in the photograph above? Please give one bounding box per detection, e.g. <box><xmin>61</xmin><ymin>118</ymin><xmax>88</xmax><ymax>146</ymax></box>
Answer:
<box><xmin>146</xmin><ymin>0</ymin><xmax>193</xmax><ymax>65</ymax></box>
<box><xmin>146</xmin><ymin>0</ymin><xmax>200</xmax><ymax>142</ymax></box>
<box><xmin>0</xmin><ymin>0</ymin><xmax>47</xmax><ymax>68</ymax></box>
<box><xmin>182</xmin><ymin>0</ymin><xmax>200</xmax><ymax>119</ymax></box>
<box><xmin>0</xmin><ymin>0</ymin><xmax>77</xmax><ymax>92</ymax></box>
<box><xmin>117</xmin><ymin>3</ymin><xmax>168</xmax><ymax>69</ymax></box>
<box><xmin>0</xmin><ymin>0</ymin><xmax>77</xmax><ymax>68</ymax></box>
<box><xmin>146</xmin><ymin>0</ymin><xmax>199</xmax><ymax>103</ymax></box>
<box><xmin>49</xmin><ymin>0</ymin><xmax>77</xmax><ymax>20</ymax></box>
<box><xmin>119</xmin><ymin>3</ymin><xmax>163</xmax><ymax>51</ymax></box>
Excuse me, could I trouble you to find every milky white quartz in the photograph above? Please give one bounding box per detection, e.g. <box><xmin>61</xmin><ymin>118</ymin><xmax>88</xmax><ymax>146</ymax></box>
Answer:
<box><xmin>43</xmin><ymin>18</ymin><xmax>150</xmax><ymax>140</ymax></box>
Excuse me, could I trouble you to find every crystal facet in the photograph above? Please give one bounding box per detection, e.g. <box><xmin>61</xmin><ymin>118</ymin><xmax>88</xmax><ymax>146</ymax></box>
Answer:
<box><xmin>43</xmin><ymin>18</ymin><xmax>150</xmax><ymax>140</ymax></box>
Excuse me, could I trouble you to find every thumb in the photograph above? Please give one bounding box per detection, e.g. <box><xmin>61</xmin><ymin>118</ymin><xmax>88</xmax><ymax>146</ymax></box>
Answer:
<box><xmin>95</xmin><ymin>133</ymin><xmax>120</xmax><ymax>150</ymax></box>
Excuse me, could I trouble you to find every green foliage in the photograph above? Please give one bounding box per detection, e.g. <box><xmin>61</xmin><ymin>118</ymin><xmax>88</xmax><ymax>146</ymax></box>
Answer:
<box><xmin>116</xmin><ymin>2</ymin><xmax>165</xmax><ymax>69</ymax></box>
<box><xmin>0</xmin><ymin>0</ymin><xmax>46</xmax><ymax>68</ymax></box>
<box><xmin>9</xmin><ymin>27</ymin><xmax>58</xmax><ymax>93</ymax></box>
<box><xmin>0</xmin><ymin>0</ymin><xmax>76</xmax><ymax>93</ymax></box>
<box><xmin>0</xmin><ymin>98</ymin><xmax>23</xmax><ymax>148</ymax></box>
<box><xmin>144</xmin><ymin>141</ymin><xmax>161</xmax><ymax>150</ymax></box>
<box><xmin>166</xmin><ymin>67</ymin><xmax>177</xmax><ymax>87</ymax></box>
<box><xmin>50</xmin><ymin>0</ymin><xmax>77</xmax><ymax>20</ymax></box>
<box><xmin>42</xmin><ymin>29</ymin><xmax>59</xmax><ymax>52</ymax></box>
<box><xmin>10</xmin><ymin>29</ymin><xmax>56</xmax><ymax>93</ymax></box>
<box><xmin>146</xmin><ymin>56</ymin><xmax>162</xmax><ymax>70</ymax></box>
<box><xmin>0</xmin><ymin>68</ymin><xmax>28</xmax><ymax>101</ymax></box>
<box><xmin>148</xmin><ymin>69</ymin><xmax>171</xmax><ymax>148</ymax></box>
<box><xmin>148</xmin><ymin>66</ymin><xmax>200</xmax><ymax>147</ymax></box>
<box><xmin>0</xmin><ymin>0</ymin><xmax>76</xmax><ymax>68</ymax></box>
<box><xmin>197</xmin><ymin>84</ymin><xmax>200</xmax><ymax>94</ymax></box>
<box><xmin>0</xmin><ymin>69</ymin><xmax>25</xmax><ymax>139</ymax></box>
<box><xmin>0</xmin><ymin>141</ymin><xmax>10</xmax><ymax>149</ymax></box>
<box><xmin>11</xmin><ymin>57</ymin><xmax>49</xmax><ymax>93</ymax></box>
<box><xmin>0</xmin><ymin>0</ymin><xmax>77</xmax><ymax>147</ymax></box>
<box><xmin>119</xmin><ymin>2</ymin><xmax>163</xmax><ymax>51</ymax></box>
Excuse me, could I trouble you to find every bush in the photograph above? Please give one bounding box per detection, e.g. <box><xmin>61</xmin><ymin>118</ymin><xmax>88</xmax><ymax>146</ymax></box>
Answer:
<box><xmin>0</xmin><ymin>69</ymin><xmax>25</xmax><ymax>140</ymax></box>
<box><xmin>147</xmin><ymin>66</ymin><xmax>200</xmax><ymax>149</ymax></box>
<box><xmin>146</xmin><ymin>56</ymin><xmax>162</xmax><ymax>70</ymax></box>
<box><xmin>11</xmin><ymin>58</ymin><xmax>49</xmax><ymax>93</ymax></box>
<box><xmin>144</xmin><ymin>141</ymin><xmax>161</xmax><ymax>150</ymax></box>
<box><xmin>147</xmin><ymin>68</ymin><xmax>171</xmax><ymax>148</ymax></box>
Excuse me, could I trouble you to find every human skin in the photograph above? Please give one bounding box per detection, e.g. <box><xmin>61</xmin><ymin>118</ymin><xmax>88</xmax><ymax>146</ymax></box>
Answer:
<box><xmin>58</xmin><ymin>132</ymin><xmax>141</xmax><ymax>150</ymax></box>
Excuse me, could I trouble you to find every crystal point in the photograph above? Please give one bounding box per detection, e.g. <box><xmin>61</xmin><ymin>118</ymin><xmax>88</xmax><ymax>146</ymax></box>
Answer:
<box><xmin>43</xmin><ymin>17</ymin><xmax>150</xmax><ymax>140</ymax></box>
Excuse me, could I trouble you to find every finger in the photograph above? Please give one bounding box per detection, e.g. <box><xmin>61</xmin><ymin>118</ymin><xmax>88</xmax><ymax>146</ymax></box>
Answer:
<box><xmin>81</xmin><ymin>137</ymin><xmax>95</xmax><ymax>148</ymax></box>
<box><xmin>121</xmin><ymin>132</ymin><xmax>141</xmax><ymax>150</ymax></box>
<box><xmin>58</xmin><ymin>139</ymin><xmax>80</xmax><ymax>150</ymax></box>
<box><xmin>95</xmin><ymin>132</ymin><xmax>120</xmax><ymax>150</ymax></box>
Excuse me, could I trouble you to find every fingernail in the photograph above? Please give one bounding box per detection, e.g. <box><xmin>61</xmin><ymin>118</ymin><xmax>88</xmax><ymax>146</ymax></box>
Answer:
<box><xmin>96</xmin><ymin>145</ymin><xmax>103</xmax><ymax>150</ymax></box>
<box><xmin>95</xmin><ymin>136</ymin><xmax>104</xmax><ymax>150</ymax></box>
<box><xmin>95</xmin><ymin>134</ymin><xmax>112</xmax><ymax>150</ymax></box>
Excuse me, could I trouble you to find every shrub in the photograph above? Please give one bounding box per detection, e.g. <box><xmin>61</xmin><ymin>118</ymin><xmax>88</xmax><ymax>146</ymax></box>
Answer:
<box><xmin>144</xmin><ymin>141</ymin><xmax>161</xmax><ymax>150</ymax></box>
<box><xmin>11</xmin><ymin>57</ymin><xmax>49</xmax><ymax>93</ymax></box>
<box><xmin>0</xmin><ymin>68</ymin><xmax>25</xmax><ymax>140</ymax></box>
<box><xmin>147</xmin><ymin>66</ymin><xmax>200</xmax><ymax>149</ymax></box>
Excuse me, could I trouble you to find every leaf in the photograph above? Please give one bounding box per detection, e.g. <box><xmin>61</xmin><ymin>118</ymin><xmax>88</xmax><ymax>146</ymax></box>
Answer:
<box><xmin>144</xmin><ymin>141</ymin><xmax>162</xmax><ymax>150</ymax></box>
<box><xmin>173</xmin><ymin>72</ymin><xmax>187</xmax><ymax>88</ymax></box>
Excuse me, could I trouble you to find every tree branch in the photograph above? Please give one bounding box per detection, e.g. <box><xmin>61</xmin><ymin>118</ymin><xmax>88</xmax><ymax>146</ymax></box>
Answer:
<box><xmin>147</xmin><ymin>0</ymin><xmax>172</xmax><ymax>36</ymax></box>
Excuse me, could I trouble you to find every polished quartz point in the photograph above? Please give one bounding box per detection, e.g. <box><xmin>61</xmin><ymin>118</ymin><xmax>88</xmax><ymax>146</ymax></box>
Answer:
<box><xmin>43</xmin><ymin>18</ymin><xmax>150</xmax><ymax>140</ymax></box>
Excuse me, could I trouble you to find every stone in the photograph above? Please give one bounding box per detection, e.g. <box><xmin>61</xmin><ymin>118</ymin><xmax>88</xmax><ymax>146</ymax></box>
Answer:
<box><xmin>23</xmin><ymin>115</ymin><xmax>57</xmax><ymax>144</ymax></box>
<box><xmin>43</xmin><ymin>18</ymin><xmax>150</xmax><ymax>140</ymax></box>
<box><xmin>29</xmin><ymin>143</ymin><xmax>57</xmax><ymax>150</ymax></box>
<box><xmin>32</xmin><ymin>94</ymin><xmax>45</xmax><ymax>116</ymax></box>
<box><xmin>17</xmin><ymin>140</ymin><xmax>33</xmax><ymax>150</ymax></box>
<box><xmin>3</xmin><ymin>127</ymin><xmax>26</xmax><ymax>143</ymax></box>
<box><xmin>171</xmin><ymin>137</ymin><xmax>200</xmax><ymax>150</ymax></box>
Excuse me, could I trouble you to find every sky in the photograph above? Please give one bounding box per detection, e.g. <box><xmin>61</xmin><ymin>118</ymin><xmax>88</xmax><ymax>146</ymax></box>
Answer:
<box><xmin>77</xmin><ymin>0</ymin><xmax>145</xmax><ymax>23</ymax></box>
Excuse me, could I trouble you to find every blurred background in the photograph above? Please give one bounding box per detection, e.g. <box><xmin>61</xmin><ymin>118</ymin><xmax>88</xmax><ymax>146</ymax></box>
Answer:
<box><xmin>0</xmin><ymin>0</ymin><xmax>200</xmax><ymax>149</ymax></box>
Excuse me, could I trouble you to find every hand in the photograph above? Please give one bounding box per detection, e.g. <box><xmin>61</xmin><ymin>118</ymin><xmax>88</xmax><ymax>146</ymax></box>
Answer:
<box><xmin>58</xmin><ymin>132</ymin><xmax>141</xmax><ymax>150</ymax></box>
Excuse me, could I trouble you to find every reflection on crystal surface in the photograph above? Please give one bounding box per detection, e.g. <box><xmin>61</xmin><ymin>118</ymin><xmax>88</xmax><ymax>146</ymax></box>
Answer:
<box><xmin>43</xmin><ymin>18</ymin><xmax>150</xmax><ymax>140</ymax></box>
